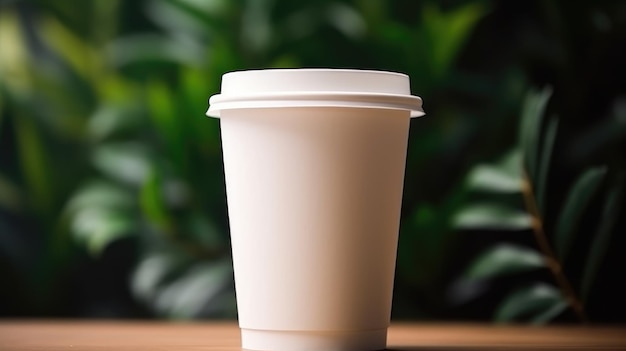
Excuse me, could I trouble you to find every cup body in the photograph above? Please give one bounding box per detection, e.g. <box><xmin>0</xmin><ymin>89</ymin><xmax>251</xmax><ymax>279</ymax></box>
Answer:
<box><xmin>208</xmin><ymin>69</ymin><xmax>423</xmax><ymax>351</ymax></box>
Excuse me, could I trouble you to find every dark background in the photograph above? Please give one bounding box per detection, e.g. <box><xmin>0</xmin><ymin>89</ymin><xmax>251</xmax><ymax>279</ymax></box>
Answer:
<box><xmin>1</xmin><ymin>0</ymin><xmax>625</xmax><ymax>323</ymax></box>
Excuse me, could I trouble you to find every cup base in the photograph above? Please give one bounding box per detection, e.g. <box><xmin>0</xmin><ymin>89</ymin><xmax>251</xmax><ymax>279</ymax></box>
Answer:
<box><xmin>241</xmin><ymin>327</ymin><xmax>387</xmax><ymax>351</ymax></box>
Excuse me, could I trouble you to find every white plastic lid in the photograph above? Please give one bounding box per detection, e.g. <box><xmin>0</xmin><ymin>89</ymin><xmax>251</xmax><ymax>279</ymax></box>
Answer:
<box><xmin>206</xmin><ymin>69</ymin><xmax>425</xmax><ymax>118</ymax></box>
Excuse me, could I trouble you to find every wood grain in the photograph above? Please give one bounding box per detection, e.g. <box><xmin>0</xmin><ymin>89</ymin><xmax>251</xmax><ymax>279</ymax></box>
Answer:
<box><xmin>0</xmin><ymin>321</ymin><xmax>624</xmax><ymax>350</ymax></box>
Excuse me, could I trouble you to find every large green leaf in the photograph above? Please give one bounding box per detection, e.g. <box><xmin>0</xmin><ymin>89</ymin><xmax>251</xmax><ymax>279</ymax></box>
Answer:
<box><xmin>146</xmin><ymin>0</ymin><xmax>221</xmax><ymax>40</ymax></box>
<box><xmin>398</xmin><ymin>200</ymin><xmax>457</xmax><ymax>288</ymax></box>
<box><xmin>131</xmin><ymin>254</ymin><xmax>235</xmax><ymax>318</ymax></box>
<box><xmin>581</xmin><ymin>177</ymin><xmax>624</xmax><ymax>302</ymax></box>
<box><xmin>146</xmin><ymin>81</ymin><xmax>188</xmax><ymax>173</ymax></box>
<box><xmin>422</xmin><ymin>3</ymin><xmax>486</xmax><ymax>79</ymax></box>
<box><xmin>495</xmin><ymin>283</ymin><xmax>566</xmax><ymax>324</ymax></box>
<box><xmin>66</xmin><ymin>181</ymin><xmax>136</xmax><ymax>255</ymax></box>
<box><xmin>466</xmin><ymin>149</ymin><xmax>522</xmax><ymax>193</ymax></box>
<box><xmin>519</xmin><ymin>87</ymin><xmax>552</xmax><ymax>181</ymax></box>
<box><xmin>152</xmin><ymin>260</ymin><xmax>235</xmax><ymax>318</ymax></box>
<box><xmin>239</xmin><ymin>0</ymin><xmax>273</xmax><ymax>55</ymax></box>
<box><xmin>0</xmin><ymin>10</ymin><xmax>30</xmax><ymax>96</ymax></box>
<box><xmin>14</xmin><ymin>116</ymin><xmax>54</xmax><ymax>213</ymax></box>
<box><xmin>325</xmin><ymin>3</ymin><xmax>366</xmax><ymax>39</ymax></box>
<box><xmin>498</xmin><ymin>149</ymin><xmax>524</xmax><ymax>178</ymax></box>
<box><xmin>131</xmin><ymin>252</ymin><xmax>182</xmax><ymax>302</ymax></box>
<box><xmin>66</xmin><ymin>180</ymin><xmax>133</xmax><ymax>214</ymax></box>
<box><xmin>531</xmin><ymin>299</ymin><xmax>569</xmax><ymax>325</ymax></box>
<box><xmin>464</xmin><ymin>244</ymin><xmax>545</xmax><ymax>280</ymax></box>
<box><xmin>19</xmin><ymin>16</ymin><xmax>99</xmax><ymax>139</ymax></box>
<box><xmin>554</xmin><ymin>167</ymin><xmax>607</xmax><ymax>261</ymax></box>
<box><xmin>170</xmin><ymin>0</ymin><xmax>230</xmax><ymax>18</ymax></box>
<box><xmin>38</xmin><ymin>15</ymin><xmax>100</xmax><ymax>86</ymax></box>
<box><xmin>535</xmin><ymin>118</ymin><xmax>558</xmax><ymax>214</ymax></box>
<box><xmin>0</xmin><ymin>91</ymin><xmax>4</xmax><ymax>132</ymax></box>
<box><xmin>87</xmin><ymin>103</ymin><xmax>143</xmax><ymax>141</ymax></box>
<box><xmin>70</xmin><ymin>207</ymin><xmax>136</xmax><ymax>256</ymax></box>
<box><xmin>179</xmin><ymin>67</ymin><xmax>220</xmax><ymax>153</ymax></box>
<box><xmin>454</xmin><ymin>203</ymin><xmax>532</xmax><ymax>230</ymax></box>
<box><xmin>183</xmin><ymin>212</ymin><xmax>225</xmax><ymax>253</ymax></box>
<box><xmin>107</xmin><ymin>34</ymin><xmax>204</xmax><ymax>68</ymax></box>
<box><xmin>92</xmin><ymin>142</ymin><xmax>151</xmax><ymax>185</ymax></box>
<box><xmin>140</xmin><ymin>168</ymin><xmax>172</xmax><ymax>232</ymax></box>
<box><xmin>0</xmin><ymin>174</ymin><xmax>22</xmax><ymax>212</ymax></box>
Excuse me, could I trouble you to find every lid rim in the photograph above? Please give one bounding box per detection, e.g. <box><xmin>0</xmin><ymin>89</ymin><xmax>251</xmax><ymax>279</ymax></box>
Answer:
<box><xmin>206</xmin><ymin>92</ymin><xmax>424</xmax><ymax>118</ymax></box>
<box><xmin>209</xmin><ymin>91</ymin><xmax>422</xmax><ymax>103</ymax></box>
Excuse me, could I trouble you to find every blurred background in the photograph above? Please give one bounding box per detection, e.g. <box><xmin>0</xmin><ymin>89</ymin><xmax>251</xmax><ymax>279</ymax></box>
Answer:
<box><xmin>1</xmin><ymin>0</ymin><xmax>625</xmax><ymax>323</ymax></box>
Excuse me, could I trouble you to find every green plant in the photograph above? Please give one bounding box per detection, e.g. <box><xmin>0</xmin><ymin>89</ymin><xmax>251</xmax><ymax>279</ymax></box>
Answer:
<box><xmin>1</xmin><ymin>0</ymin><xmax>496</xmax><ymax>318</ymax></box>
<box><xmin>3</xmin><ymin>0</ymin><xmax>624</xmax><ymax>321</ymax></box>
<box><xmin>0</xmin><ymin>0</ymin><xmax>236</xmax><ymax>317</ymax></box>
<box><xmin>453</xmin><ymin>87</ymin><xmax>624</xmax><ymax>323</ymax></box>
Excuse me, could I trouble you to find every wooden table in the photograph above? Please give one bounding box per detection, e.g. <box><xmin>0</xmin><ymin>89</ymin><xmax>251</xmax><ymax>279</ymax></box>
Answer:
<box><xmin>0</xmin><ymin>321</ymin><xmax>625</xmax><ymax>350</ymax></box>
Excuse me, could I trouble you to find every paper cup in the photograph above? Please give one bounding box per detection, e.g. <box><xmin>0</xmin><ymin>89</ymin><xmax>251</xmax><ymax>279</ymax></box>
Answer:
<box><xmin>207</xmin><ymin>69</ymin><xmax>424</xmax><ymax>351</ymax></box>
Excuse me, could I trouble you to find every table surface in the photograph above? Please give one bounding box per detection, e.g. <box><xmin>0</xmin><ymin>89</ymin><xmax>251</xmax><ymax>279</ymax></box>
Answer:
<box><xmin>0</xmin><ymin>321</ymin><xmax>625</xmax><ymax>350</ymax></box>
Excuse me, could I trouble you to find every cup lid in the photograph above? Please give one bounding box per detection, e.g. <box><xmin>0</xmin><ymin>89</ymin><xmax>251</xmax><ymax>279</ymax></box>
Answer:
<box><xmin>206</xmin><ymin>69</ymin><xmax>425</xmax><ymax>118</ymax></box>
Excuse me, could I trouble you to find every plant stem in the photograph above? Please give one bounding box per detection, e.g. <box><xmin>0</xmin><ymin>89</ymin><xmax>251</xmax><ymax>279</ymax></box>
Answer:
<box><xmin>521</xmin><ymin>170</ymin><xmax>588</xmax><ymax>323</ymax></box>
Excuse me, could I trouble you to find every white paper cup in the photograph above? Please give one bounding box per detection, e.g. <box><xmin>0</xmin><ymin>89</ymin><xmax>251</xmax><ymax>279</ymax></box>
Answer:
<box><xmin>207</xmin><ymin>69</ymin><xmax>424</xmax><ymax>351</ymax></box>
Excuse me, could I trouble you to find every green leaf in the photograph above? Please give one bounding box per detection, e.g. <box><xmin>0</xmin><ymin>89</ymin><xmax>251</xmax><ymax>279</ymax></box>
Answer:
<box><xmin>92</xmin><ymin>142</ymin><xmax>150</xmax><ymax>185</ymax></box>
<box><xmin>536</xmin><ymin>118</ymin><xmax>558</xmax><ymax>214</ymax></box>
<box><xmin>179</xmin><ymin>67</ymin><xmax>220</xmax><ymax>153</ymax></box>
<box><xmin>153</xmin><ymin>260</ymin><xmax>235</xmax><ymax>318</ymax></box>
<box><xmin>146</xmin><ymin>0</ymin><xmax>220</xmax><ymax>40</ymax></box>
<box><xmin>107</xmin><ymin>33</ymin><xmax>204</xmax><ymax>67</ymax></box>
<box><xmin>554</xmin><ymin>167</ymin><xmax>607</xmax><ymax>261</ymax></box>
<box><xmin>170</xmin><ymin>0</ymin><xmax>230</xmax><ymax>18</ymax></box>
<box><xmin>22</xmin><ymin>17</ymin><xmax>98</xmax><ymax>138</ymax></box>
<box><xmin>0</xmin><ymin>94</ymin><xmax>4</xmax><ymax>132</ymax></box>
<box><xmin>146</xmin><ymin>81</ymin><xmax>187</xmax><ymax>173</ymax></box>
<box><xmin>422</xmin><ymin>3</ymin><xmax>486</xmax><ymax>79</ymax></box>
<box><xmin>495</xmin><ymin>283</ymin><xmax>565</xmax><ymax>323</ymax></box>
<box><xmin>131</xmin><ymin>252</ymin><xmax>182</xmax><ymax>302</ymax></box>
<box><xmin>581</xmin><ymin>176</ymin><xmax>624</xmax><ymax>302</ymax></box>
<box><xmin>184</xmin><ymin>212</ymin><xmax>225</xmax><ymax>252</ymax></box>
<box><xmin>70</xmin><ymin>207</ymin><xmax>135</xmax><ymax>256</ymax></box>
<box><xmin>0</xmin><ymin>174</ymin><xmax>23</xmax><ymax>211</ymax></box>
<box><xmin>467</xmin><ymin>164</ymin><xmax>520</xmax><ymax>193</ymax></box>
<box><xmin>465</xmin><ymin>244</ymin><xmax>545</xmax><ymax>280</ymax></box>
<box><xmin>454</xmin><ymin>203</ymin><xmax>532</xmax><ymax>230</ymax></box>
<box><xmin>86</xmin><ymin>216</ymin><xmax>135</xmax><ymax>256</ymax></box>
<box><xmin>326</xmin><ymin>3</ymin><xmax>366</xmax><ymax>39</ymax></box>
<box><xmin>519</xmin><ymin>87</ymin><xmax>552</xmax><ymax>181</ymax></box>
<box><xmin>531</xmin><ymin>300</ymin><xmax>568</xmax><ymax>325</ymax></box>
<box><xmin>66</xmin><ymin>180</ymin><xmax>133</xmax><ymax>214</ymax></box>
<box><xmin>131</xmin><ymin>253</ymin><xmax>236</xmax><ymax>319</ymax></box>
<box><xmin>466</xmin><ymin>149</ymin><xmax>522</xmax><ymax>195</ymax></box>
<box><xmin>14</xmin><ymin>116</ymin><xmax>54</xmax><ymax>212</ymax></box>
<box><xmin>499</xmin><ymin>149</ymin><xmax>523</xmax><ymax>177</ymax></box>
<box><xmin>38</xmin><ymin>15</ymin><xmax>100</xmax><ymax>86</ymax></box>
<box><xmin>87</xmin><ymin>103</ymin><xmax>143</xmax><ymax>141</ymax></box>
<box><xmin>397</xmin><ymin>203</ymin><xmax>449</xmax><ymax>287</ymax></box>
<box><xmin>0</xmin><ymin>11</ymin><xmax>31</xmax><ymax>95</ymax></box>
<box><xmin>239</xmin><ymin>0</ymin><xmax>273</xmax><ymax>54</ymax></box>
<box><xmin>140</xmin><ymin>168</ymin><xmax>172</xmax><ymax>232</ymax></box>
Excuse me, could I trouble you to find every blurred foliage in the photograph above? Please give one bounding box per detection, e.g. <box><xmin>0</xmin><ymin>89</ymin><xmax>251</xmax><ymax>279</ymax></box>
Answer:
<box><xmin>452</xmin><ymin>88</ymin><xmax>625</xmax><ymax>323</ymax></box>
<box><xmin>1</xmin><ymin>0</ymin><xmax>625</xmax><ymax>321</ymax></box>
